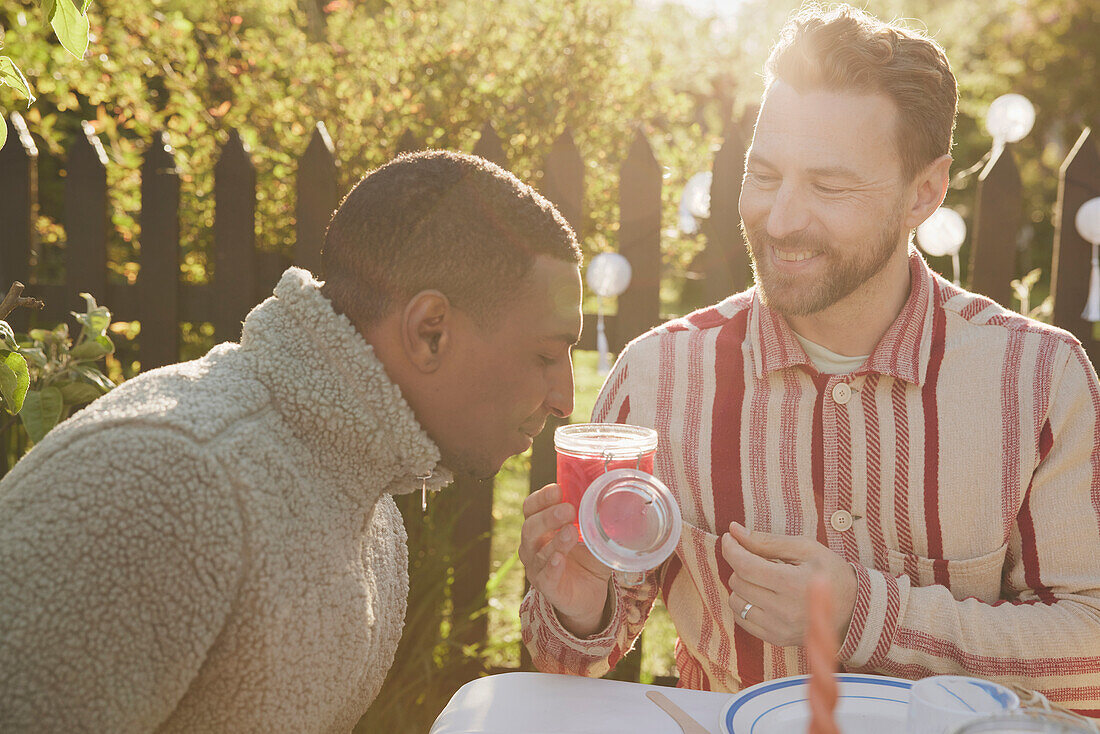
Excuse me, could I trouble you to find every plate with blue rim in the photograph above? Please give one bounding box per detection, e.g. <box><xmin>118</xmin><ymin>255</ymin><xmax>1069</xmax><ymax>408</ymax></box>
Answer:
<box><xmin>720</xmin><ymin>673</ymin><xmax>913</xmax><ymax>734</ymax></box>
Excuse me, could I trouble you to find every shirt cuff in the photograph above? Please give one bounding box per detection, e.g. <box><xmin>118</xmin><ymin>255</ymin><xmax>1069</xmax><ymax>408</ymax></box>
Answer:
<box><xmin>838</xmin><ymin>562</ymin><xmax>906</xmax><ymax>671</ymax></box>
<box><xmin>520</xmin><ymin>582</ymin><xmax>624</xmax><ymax>674</ymax></box>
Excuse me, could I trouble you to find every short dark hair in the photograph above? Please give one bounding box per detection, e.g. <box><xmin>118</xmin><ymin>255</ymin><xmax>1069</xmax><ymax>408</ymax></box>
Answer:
<box><xmin>765</xmin><ymin>4</ymin><xmax>957</xmax><ymax>180</ymax></box>
<box><xmin>320</xmin><ymin>150</ymin><xmax>581</xmax><ymax>327</ymax></box>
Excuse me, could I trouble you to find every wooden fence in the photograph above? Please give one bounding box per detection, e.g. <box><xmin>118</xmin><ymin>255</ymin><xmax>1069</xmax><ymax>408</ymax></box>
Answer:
<box><xmin>1</xmin><ymin>111</ymin><xmax>1099</xmax><ymax>683</ymax></box>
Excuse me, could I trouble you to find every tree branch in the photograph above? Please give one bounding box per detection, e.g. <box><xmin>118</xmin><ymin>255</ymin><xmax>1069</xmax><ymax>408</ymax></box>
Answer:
<box><xmin>0</xmin><ymin>282</ymin><xmax>45</xmax><ymax>321</ymax></box>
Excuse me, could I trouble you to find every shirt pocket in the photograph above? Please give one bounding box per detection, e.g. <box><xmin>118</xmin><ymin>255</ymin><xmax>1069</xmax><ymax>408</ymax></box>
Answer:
<box><xmin>886</xmin><ymin>543</ymin><xmax>1008</xmax><ymax>604</ymax></box>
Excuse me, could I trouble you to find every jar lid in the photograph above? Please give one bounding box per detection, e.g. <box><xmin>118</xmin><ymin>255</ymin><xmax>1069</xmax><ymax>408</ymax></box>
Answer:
<box><xmin>578</xmin><ymin>468</ymin><xmax>681</xmax><ymax>573</ymax></box>
<box><xmin>554</xmin><ymin>423</ymin><xmax>658</xmax><ymax>459</ymax></box>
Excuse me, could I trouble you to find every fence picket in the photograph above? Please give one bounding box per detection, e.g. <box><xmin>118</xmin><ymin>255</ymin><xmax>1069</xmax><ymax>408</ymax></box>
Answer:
<box><xmin>439</xmin><ymin>121</ymin><xmax>510</xmax><ymax>655</ymax></box>
<box><xmin>542</xmin><ymin>128</ymin><xmax>584</xmax><ymax>232</ymax></box>
<box><xmin>617</xmin><ymin>129</ymin><xmax>662</xmax><ymax>347</ymax></box>
<box><xmin>1051</xmin><ymin>128</ymin><xmax>1100</xmax><ymax>365</ymax></box>
<box><xmin>969</xmin><ymin>144</ymin><xmax>1022</xmax><ymax>308</ymax></box>
<box><xmin>295</xmin><ymin>122</ymin><xmax>338</xmax><ymax>279</ymax></box>
<box><xmin>63</xmin><ymin>122</ymin><xmax>109</xmax><ymax>324</ymax></box>
<box><xmin>213</xmin><ymin>129</ymin><xmax>257</xmax><ymax>342</ymax></box>
<box><xmin>139</xmin><ymin>132</ymin><xmax>181</xmax><ymax>370</ymax></box>
<box><xmin>472</xmin><ymin>122</ymin><xmax>507</xmax><ymax>169</ymax></box>
<box><xmin>0</xmin><ymin>113</ymin><xmax>38</xmax><ymax>333</ymax></box>
<box><xmin>534</xmin><ymin>127</ymin><xmax>584</xmax><ymax>476</ymax></box>
<box><xmin>396</xmin><ymin>128</ymin><xmax>421</xmax><ymax>156</ymax></box>
<box><xmin>701</xmin><ymin>121</ymin><xmax>750</xmax><ymax>304</ymax></box>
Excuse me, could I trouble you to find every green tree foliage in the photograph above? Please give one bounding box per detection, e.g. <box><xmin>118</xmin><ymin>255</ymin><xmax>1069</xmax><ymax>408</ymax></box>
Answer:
<box><xmin>0</xmin><ymin>0</ymin><xmax>93</xmax><ymax>149</ymax></box>
<box><xmin>1</xmin><ymin>0</ymin><xmax>737</xmax><ymax>298</ymax></box>
<box><xmin>1</xmin><ymin>0</ymin><xmax>1096</xmax><ymax>308</ymax></box>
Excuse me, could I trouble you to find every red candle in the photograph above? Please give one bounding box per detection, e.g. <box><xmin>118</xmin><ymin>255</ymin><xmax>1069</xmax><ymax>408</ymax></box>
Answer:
<box><xmin>807</xmin><ymin>573</ymin><xmax>840</xmax><ymax>734</ymax></box>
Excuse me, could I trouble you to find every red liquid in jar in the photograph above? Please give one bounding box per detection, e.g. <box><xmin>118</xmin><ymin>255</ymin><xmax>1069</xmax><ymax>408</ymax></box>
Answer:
<box><xmin>556</xmin><ymin>449</ymin><xmax>656</xmax><ymax>542</ymax></box>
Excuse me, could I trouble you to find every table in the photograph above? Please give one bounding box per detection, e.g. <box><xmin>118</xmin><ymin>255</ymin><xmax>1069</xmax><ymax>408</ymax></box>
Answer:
<box><xmin>430</xmin><ymin>671</ymin><xmax>734</xmax><ymax>734</ymax></box>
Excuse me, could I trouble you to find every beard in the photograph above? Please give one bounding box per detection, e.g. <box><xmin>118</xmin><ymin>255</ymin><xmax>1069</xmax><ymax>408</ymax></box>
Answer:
<box><xmin>742</xmin><ymin>214</ymin><xmax>906</xmax><ymax>317</ymax></box>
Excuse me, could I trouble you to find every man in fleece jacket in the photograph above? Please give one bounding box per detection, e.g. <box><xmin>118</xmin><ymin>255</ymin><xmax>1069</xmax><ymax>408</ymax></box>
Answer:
<box><xmin>0</xmin><ymin>150</ymin><xmax>582</xmax><ymax>732</ymax></box>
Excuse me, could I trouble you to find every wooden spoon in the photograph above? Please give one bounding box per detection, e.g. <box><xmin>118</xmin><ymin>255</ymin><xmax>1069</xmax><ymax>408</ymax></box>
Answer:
<box><xmin>646</xmin><ymin>690</ymin><xmax>712</xmax><ymax>734</ymax></box>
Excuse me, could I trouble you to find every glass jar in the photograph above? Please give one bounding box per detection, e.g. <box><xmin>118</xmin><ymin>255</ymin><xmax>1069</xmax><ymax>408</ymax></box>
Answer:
<box><xmin>554</xmin><ymin>423</ymin><xmax>680</xmax><ymax>584</ymax></box>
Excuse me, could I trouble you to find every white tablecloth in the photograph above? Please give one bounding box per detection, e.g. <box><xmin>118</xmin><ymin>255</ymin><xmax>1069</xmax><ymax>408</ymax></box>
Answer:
<box><xmin>430</xmin><ymin>672</ymin><xmax>734</xmax><ymax>734</ymax></box>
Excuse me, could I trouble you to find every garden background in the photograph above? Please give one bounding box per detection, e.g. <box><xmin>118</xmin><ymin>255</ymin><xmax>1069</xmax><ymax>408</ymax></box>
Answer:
<box><xmin>1</xmin><ymin>0</ymin><xmax>1097</xmax><ymax>729</ymax></box>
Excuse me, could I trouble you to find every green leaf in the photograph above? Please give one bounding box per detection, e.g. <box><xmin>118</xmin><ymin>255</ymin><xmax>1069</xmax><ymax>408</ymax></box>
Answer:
<box><xmin>81</xmin><ymin>0</ymin><xmax>93</xmax><ymax>13</ymax></box>
<box><xmin>27</xmin><ymin>328</ymin><xmax>53</xmax><ymax>343</ymax></box>
<box><xmin>72</xmin><ymin>364</ymin><xmax>115</xmax><ymax>392</ymax></box>
<box><xmin>18</xmin><ymin>346</ymin><xmax>47</xmax><ymax>368</ymax></box>
<box><xmin>0</xmin><ymin>351</ymin><xmax>31</xmax><ymax>413</ymax></box>
<box><xmin>72</xmin><ymin>293</ymin><xmax>111</xmax><ymax>337</ymax></box>
<box><xmin>45</xmin><ymin>0</ymin><xmax>90</xmax><ymax>60</ymax></box>
<box><xmin>0</xmin><ymin>56</ymin><xmax>35</xmax><ymax>105</ymax></box>
<box><xmin>0</xmin><ymin>120</ymin><xmax>7</xmax><ymax>152</ymax></box>
<box><xmin>0</xmin><ymin>321</ymin><xmax>18</xmax><ymax>351</ymax></box>
<box><xmin>59</xmin><ymin>381</ymin><xmax>102</xmax><ymax>405</ymax></box>
<box><xmin>19</xmin><ymin>387</ymin><xmax>64</xmax><ymax>443</ymax></box>
<box><xmin>70</xmin><ymin>334</ymin><xmax>114</xmax><ymax>360</ymax></box>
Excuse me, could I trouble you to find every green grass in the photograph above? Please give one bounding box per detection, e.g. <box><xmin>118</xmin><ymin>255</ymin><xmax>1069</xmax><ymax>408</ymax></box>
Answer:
<box><xmin>485</xmin><ymin>349</ymin><xmax>678</xmax><ymax>682</ymax></box>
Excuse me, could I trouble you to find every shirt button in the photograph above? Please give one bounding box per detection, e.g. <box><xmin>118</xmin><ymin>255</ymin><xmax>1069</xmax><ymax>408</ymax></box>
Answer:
<box><xmin>830</xmin><ymin>509</ymin><xmax>854</xmax><ymax>532</ymax></box>
<box><xmin>831</xmin><ymin>382</ymin><xmax>852</xmax><ymax>405</ymax></box>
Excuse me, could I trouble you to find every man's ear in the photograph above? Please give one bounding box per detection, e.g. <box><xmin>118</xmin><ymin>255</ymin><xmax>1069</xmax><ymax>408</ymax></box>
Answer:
<box><xmin>903</xmin><ymin>153</ymin><xmax>952</xmax><ymax>230</ymax></box>
<box><xmin>401</xmin><ymin>290</ymin><xmax>451</xmax><ymax>373</ymax></box>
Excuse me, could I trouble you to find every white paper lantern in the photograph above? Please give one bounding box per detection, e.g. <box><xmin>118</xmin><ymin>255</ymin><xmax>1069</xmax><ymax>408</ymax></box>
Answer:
<box><xmin>678</xmin><ymin>171</ymin><xmax>712</xmax><ymax>234</ymax></box>
<box><xmin>917</xmin><ymin>207</ymin><xmax>967</xmax><ymax>257</ymax></box>
<box><xmin>587</xmin><ymin>252</ymin><xmax>633</xmax><ymax>375</ymax></box>
<box><xmin>681</xmin><ymin>172</ymin><xmax>712</xmax><ymax>219</ymax></box>
<box><xmin>586</xmin><ymin>252</ymin><xmax>632</xmax><ymax>298</ymax></box>
<box><xmin>917</xmin><ymin>207</ymin><xmax>967</xmax><ymax>286</ymax></box>
<box><xmin>1076</xmin><ymin>197</ymin><xmax>1100</xmax><ymax>322</ymax></box>
<box><xmin>986</xmin><ymin>94</ymin><xmax>1035</xmax><ymax>146</ymax></box>
<box><xmin>1076</xmin><ymin>197</ymin><xmax>1100</xmax><ymax>246</ymax></box>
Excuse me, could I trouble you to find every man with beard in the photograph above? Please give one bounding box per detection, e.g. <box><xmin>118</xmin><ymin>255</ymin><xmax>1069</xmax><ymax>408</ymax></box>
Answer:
<box><xmin>518</xmin><ymin>4</ymin><xmax>1100</xmax><ymax>715</ymax></box>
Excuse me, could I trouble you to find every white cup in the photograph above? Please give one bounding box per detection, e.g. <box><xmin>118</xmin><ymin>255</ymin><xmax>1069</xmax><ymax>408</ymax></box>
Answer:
<box><xmin>951</xmin><ymin>710</ymin><xmax>1097</xmax><ymax>733</ymax></box>
<box><xmin>907</xmin><ymin>676</ymin><xmax>1021</xmax><ymax>734</ymax></box>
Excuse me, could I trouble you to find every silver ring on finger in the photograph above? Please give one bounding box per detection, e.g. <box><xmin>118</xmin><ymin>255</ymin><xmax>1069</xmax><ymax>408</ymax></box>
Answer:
<box><xmin>739</xmin><ymin>601</ymin><xmax>753</xmax><ymax>620</ymax></box>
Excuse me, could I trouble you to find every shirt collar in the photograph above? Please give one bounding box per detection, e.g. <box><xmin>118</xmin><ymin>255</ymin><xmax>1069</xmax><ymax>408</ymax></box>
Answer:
<box><xmin>749</xmin><ymin>248</ymin><xmax>937</xmax><ymax>386</ymax></box>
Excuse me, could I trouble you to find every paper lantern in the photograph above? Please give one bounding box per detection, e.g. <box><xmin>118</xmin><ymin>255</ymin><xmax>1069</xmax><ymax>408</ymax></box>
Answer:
<box><xmin>1076</xmin><ymin>197</ymin><xmax>1100</xmax><ymax>322</ymax></box>
<box><xmin>586</xmin><ymin>252</ymin><xmax>633</xmax><ymax>374</ymax></box>
<box><xmin>986</xmin><ymin>94</ymin><xmax>1035</xmax><ymax>147</ymax></box>
<box><xmin>586</xmin><ymin>252</ymin><xmax>632</xmax><ymax>298</ymax></box>
<box><xmin>678</xmin><ymin>171</ymin><xmax>712</xmax><ymax>234</ymax></box>
<box><xmin>916</xmin><ymin>207</ymin><xmax>967</xmax><ymax>286</ymax></box>
<box><xmin>1076</xmin><ymin>197</ymin><xmax>1100</xmax><ymax>246</ymax></box>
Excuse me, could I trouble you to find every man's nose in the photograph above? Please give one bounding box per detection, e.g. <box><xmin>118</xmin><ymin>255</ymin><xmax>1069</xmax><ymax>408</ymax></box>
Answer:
<box><xmin>766</xmin><ymin>185</ymin><xmax>812</xmax><ymax>240</ymax></box>
<box><xmin>546</xmin><ymin>358</ymin><xmax>575</xmax><ymax>419</ymax></box>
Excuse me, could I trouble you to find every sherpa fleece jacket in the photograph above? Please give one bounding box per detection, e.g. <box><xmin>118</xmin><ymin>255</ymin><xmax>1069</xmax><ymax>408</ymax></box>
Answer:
<box><xmin>0</xmin><ymin>267</ymin><xmax>453</xmax><ymax>732</ymax></box>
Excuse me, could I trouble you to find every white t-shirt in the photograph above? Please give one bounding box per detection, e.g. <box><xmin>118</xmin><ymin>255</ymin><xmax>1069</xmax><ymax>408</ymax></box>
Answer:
<box><xmin>792</xmin><ymin>331</ymin><xmax>869</xmax><ymax>375</ymax></box>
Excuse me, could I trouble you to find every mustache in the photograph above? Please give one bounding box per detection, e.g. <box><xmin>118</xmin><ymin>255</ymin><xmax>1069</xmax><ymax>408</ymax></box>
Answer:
<box><xmin>741</xmin><ymin>221</ymin><xmax>830</xmax><ymax>254</ymax></box>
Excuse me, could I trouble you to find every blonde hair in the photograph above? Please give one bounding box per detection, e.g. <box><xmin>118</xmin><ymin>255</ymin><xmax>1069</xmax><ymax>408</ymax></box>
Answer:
<box><xmin>764</xmin><ymin>4</ymin><xmax>957</xmax><ymax>180</ymax></box>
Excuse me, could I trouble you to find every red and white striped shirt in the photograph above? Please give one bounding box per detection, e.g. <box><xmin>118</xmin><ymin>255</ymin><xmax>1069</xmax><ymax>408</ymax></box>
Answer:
<box><xmin>521</xmin><ymin>250</ymin><xmax>1100</xmax><ymax>715</ymax></box>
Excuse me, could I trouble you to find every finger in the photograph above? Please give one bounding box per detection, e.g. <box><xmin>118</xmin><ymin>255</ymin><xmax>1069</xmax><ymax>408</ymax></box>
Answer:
<box><xmin>522</xmin><ymin>483</ymin><xmax>564</xmax><ymax>518</ymax></box>
<box><xmin>532</xmin><ymin>547</ymin><xmax>568</xmax><ymax>592</ymax></box>
<box><xmin>520</xmin><ymin>503</ymin><xmax>575</xmax><ymax>556</ymax></box>
<box><xmin>533</xmin><ymin>525</ymin><xmax>579</xmax><ymax>570</ymax></box>
<box><xmin>728</xmin><ymin>567</ymin><xmax>781</xmax><ymax>608</ymax></box>
<box><xmin>729</xmin><ymin>521</ymin><xmax>817</xmax><ymax>563</ymax></box>
<box><xmin>723</xmin><ymin>532</ymin><xmax>797</xmax><ymax>589</ymax></box>
<box><xmin>727</xmin><ymin>590</ymin><xmax>772</xmax><ymax>640</ymax></box>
